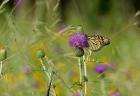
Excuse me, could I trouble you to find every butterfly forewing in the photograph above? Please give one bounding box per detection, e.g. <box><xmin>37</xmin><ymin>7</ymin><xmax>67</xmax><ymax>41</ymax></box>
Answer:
<box><xmin>88</xmin><ymin>35</ymin><xmax>110</xmax><ymax>52</ymax></box>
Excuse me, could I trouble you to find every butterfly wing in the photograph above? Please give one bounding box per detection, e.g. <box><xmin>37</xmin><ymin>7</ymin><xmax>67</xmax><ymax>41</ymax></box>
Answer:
<box><xmin>88</xmin><ymin>35</ymin><xmax>103</xmax><ymax>51</ymax></box>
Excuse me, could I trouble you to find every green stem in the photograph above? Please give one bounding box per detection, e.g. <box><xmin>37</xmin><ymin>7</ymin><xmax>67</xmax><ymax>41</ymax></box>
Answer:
<box><xmin>39</xmin><ymin>59</ymin><xmax>50</xmax><ymax>78</ymax></box>
<box><xmin>83</xmin><ymin>50</ymin><xmax>92</xmax><ymax>96</ymax></box>
<box><xmin>83</xmin><ymin>56</ymin><xmax>87</xmax><ymax>96</ymax></box>
<box><xmin>78</xmin><ymin>58</ymin><xmax>83</xmax><ymax>96</ymax></box>
<box><xmin>0</xmin><ymin>61</ymin><xmax>3</xmax><ymax>77</ymax></box>
<box><xmin>100</xmin><ymin>79</ymin><xmax>106</xmax><ymax>96</ymax></box>
<box><xmin>39</xmin><ymin>58</ymin><xmax>56</xmax><ymax>96</ymax></box>
<box><xmin>86</xmin><ymin>50</ymin><xmax>92</xmax><ymax>62</ymax></box>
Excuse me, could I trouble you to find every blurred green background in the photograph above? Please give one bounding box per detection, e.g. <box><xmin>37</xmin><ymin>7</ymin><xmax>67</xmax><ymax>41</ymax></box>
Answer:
<box><xmin>0</xmin><ymin>0</ymin><xmax>140</xmax><ymax>96</ymax></box>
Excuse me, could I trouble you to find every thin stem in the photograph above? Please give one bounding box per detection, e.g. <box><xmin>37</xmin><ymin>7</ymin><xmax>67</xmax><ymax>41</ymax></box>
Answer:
<box><xmin>86</xmin><ymin>50</ymin><xmax>92</xmax><ymax>62</ymax></box>
<box><xmin>39</xmin><ymin>58</ymin><xmax>56</xmax><ymax>96</ymax></box>
<box><xmin>100</xmin><ymin>79</ymin><xmax>106</xmax><ymax>96</ymax></box>
<box><xmin>0</xmin><ymin>61</ymin><xmax>3</xmax><ymax>77</ymax></box>
<box><xmin>39</xmin><ymin>58</ymin><xmax>50</xmax><ymax>78</ymax></box>
<box><xmin>78</xmin><ymin>57</ymin><xmax>83</xmax><ymax>96</ymax></box>
<box><xmin>47</xmin><ymin>60</ymin><xmax>75</xmax><ymax>94</ymax></box>
<box><xmin>83</xmin><ymin>56</ymin><xmax>87</xmax><ymax>96</ymax></box>
<box><xmin>83</xmin><ymin>50</ymin><xmax>92</xmax><ymax>96</ymax></box>
<box><xmin>78</xmin><ymin>58</ymin><xmax>82</xmax><ymax>84</ymax></box>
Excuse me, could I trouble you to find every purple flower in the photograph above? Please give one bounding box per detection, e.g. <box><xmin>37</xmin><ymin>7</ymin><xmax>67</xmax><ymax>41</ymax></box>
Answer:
<box><xmin>69</xmin><ymin>33</ymin><xmax>89</xmax><ymax>48</ymax></box>
<box><xmin>23</xmin><ymin>64</ymin><xmax>32</xmax><ymax>75</ymax></box>
<box><xmin>59</xmin><ymin>23</ymin><xmax>66</xmax><ymax>30</ymax></box>
<box><xmin>109</xmin><ymin>92</ymin><xmax>121</xmax><ymax>96</ymax></box>
<box><xmin>94</xmin><ymin>64</ymin><xmax>108</xmax><ymax>73</ymax></box>
<box><xmin>74</xmin><ymin>92</ymin><xmax>81</xmax><ymax>96</ymax></box>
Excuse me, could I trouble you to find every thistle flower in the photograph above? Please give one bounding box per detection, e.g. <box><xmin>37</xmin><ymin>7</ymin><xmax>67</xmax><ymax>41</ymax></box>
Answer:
<box><xmin>69</xmin><ymin>33</ymin><xmax>89</xmax><ymax>48</ymax></box>
<box><xmin>94</xmin><ymin>64</ymin><xmax>108</xmax><ymax>73</ymax></box>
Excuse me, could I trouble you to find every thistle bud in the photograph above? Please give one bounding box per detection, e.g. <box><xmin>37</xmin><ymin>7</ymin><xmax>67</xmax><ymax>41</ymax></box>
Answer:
<box><xmin>37</xmin><ymin>49</ymin><xmax>45</xmax><ymax>58</ymax></box>
<box><xmin>0</xmin><ymin>48</ymin><xmax>7</xmax><ymax>61</ymax></box>
<box><xmin>75</xmin><ymin>48</ymin><xmax>84</xmax><ymax>57</ymax></box>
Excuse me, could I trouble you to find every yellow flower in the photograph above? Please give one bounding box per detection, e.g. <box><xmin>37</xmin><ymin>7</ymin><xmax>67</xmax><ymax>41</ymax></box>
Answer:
<box><xmin>108</xmin><ymin>86</ymin><xmax>120</xmax><ymax>95</ymax></box>
<box><xmin>125</xmin><ymin>67</ymin><xmax>139</xmax><ymax>79</ymax></box>
<box><xmin>4</xmin><ymin>73</ymin><xmax>25</xmax><ymax>84</ymax></box>
<box><xmin>55</xmin><ymin>83</ymin><xmax>63</xmax><ymax>96</ymax></box>
<box><xmin>32</xmin><ymin>71</ymin><xmax>46</xmax><ymax>91</ymax></box>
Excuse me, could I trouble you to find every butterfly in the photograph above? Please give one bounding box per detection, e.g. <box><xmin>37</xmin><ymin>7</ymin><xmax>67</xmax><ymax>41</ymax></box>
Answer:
<box><xmin>87</xmin><ymin>34</ymin><xmax>110</xmax><ymax>52</ymax></box>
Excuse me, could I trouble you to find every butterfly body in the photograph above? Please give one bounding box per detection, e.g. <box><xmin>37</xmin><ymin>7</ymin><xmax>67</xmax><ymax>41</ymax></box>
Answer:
<box><xmin>87</xmin><ymin>34</ymin><xmax>110</xmax><ymax>52</ymax></box>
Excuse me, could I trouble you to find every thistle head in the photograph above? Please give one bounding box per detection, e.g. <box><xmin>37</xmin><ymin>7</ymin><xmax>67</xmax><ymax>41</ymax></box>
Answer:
<box><xmin>94</xmin><ymin>64</ymin><xmax>108</xmax><ymax>73</ymax></box>
<box><xmin>69</xmin><ymin>32</ymin><xmax>89</xmax><ymax>48</ymax></box>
